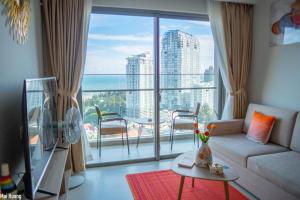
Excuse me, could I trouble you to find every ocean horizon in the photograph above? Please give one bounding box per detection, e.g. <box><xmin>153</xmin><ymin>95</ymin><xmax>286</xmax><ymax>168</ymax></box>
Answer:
<box><xmin>82</xmin><ymin>74</ymin><xmax>213</xmax><ymax>91</ymax></box>
<box><xmin>82</xmin><ymin>75</ymin><xmax>127</xmax><ymax>90</ymax></box>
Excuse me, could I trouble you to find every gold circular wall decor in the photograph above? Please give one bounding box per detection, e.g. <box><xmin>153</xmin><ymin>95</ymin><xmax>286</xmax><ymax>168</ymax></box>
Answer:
<box><xmin>1</xmin><ymin>0</ymin><xmax>30</xmax><ymax>44</ymax></box>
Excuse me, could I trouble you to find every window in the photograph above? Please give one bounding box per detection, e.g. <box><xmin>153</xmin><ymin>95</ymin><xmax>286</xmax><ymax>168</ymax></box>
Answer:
<box><xmin>82</xmin><ymin>10</ymin><xmax>219</xmax><ymax>165</ymax></box>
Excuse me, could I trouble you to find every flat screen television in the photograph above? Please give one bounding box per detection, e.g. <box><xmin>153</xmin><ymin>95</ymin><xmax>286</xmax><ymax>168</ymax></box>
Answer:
<box><xmin>22</xmin><ymin>77</ymin><xmax>58</xmax><ymax>199</ymax></box>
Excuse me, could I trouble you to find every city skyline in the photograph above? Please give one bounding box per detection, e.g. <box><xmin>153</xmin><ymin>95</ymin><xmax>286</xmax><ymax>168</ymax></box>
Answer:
<box><xmin>82</xmin><ymin>13</ymin><xmax>217</xmax><ymax>121</ymax></box>
<box><xmin>84</xmin><ymin>14</ymin><xmax>214</xmax><ymax>75</ymax></box>
<box><xmin>125</xmin><ymin>30</ymin><xmax>216</xmax><ymax>118</ymax></box>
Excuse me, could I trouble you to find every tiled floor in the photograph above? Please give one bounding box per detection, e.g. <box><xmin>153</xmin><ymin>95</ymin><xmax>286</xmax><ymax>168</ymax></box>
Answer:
<box><xmin>87</xmin><ymin>137</ymin><xmax>200</xmax><ymax>165</ymax></box>
<box><xmin>69</xmin><ymin>159</ymin><xmax>257</xmax><ymax>200</ymax></box>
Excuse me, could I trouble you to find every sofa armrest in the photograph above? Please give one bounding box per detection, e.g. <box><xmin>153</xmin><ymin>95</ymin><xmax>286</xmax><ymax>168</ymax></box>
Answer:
<box><xmin>208</xmin><ymin>119</ymin><xmax>244</xmax><ymax>136</ymax></box>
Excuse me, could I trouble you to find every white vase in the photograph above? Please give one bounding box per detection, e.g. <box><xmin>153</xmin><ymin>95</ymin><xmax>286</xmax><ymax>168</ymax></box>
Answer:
<box><xmin>195</xmin><ymin>142</ymin><xmax>213</xmax><ymax>168</ymax></box>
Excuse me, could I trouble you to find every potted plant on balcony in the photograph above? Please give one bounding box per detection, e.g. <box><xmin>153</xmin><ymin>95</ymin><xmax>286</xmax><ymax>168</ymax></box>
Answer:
<box><xmin>194</xmin><ymin>123</ymin><xmax>216</xmax><ymax>168</ymax></box>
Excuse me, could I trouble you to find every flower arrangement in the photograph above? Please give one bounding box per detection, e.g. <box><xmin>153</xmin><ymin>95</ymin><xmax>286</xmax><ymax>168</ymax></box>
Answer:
<box><xmin>194</xmin><ymin>123</ymin><xmax>217</xmax><ymax>167</ymax></box>
<box><xmin>194</xmin><ymin>123</ymin><xmax>217</xmax><ymax>143</ymax></box>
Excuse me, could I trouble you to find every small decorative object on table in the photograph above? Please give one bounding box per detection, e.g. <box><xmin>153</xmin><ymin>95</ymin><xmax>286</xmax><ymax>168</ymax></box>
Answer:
<box><xmin>210</xmin><ymin>163</ymin><xmax>224</xmax><ymax>175</ymax></box>
<box><xmin>178</xmin><ymin>157</ymin><xmax>194</xmax><ymax>168</ymax></box>
<box><xmin>194</xmin><ymin>123</ymin><xmax>216</xmax><ymax>168</ymax></box>
<box><xmin>0</xmin><ymin>163</ymin><xmax>17</xmax><ymax>196</ymax></box>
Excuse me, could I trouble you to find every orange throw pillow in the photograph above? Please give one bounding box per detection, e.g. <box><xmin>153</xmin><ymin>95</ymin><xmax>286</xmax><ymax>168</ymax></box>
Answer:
<box><xmin>247</xmin><ymin>111</ymin><xmax>276</xmax><ymax>144</ymax></box>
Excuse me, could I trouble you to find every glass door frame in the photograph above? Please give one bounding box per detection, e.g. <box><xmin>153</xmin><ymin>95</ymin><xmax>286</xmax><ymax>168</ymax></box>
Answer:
<box><xmin>84</xmin><ymin>6</ymin><xmax>212</xmax><ymax>167</ymax></box>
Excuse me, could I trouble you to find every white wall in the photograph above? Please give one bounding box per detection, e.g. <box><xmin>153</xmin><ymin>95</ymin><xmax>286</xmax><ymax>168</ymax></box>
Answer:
<box><xmin>0</xmin><ymin>1</ymin><xmax>43</xmax><ymax>174</ymax></box>
<box><xmin>248</xmin><ymin>0</ymin><xmax>300</xmax><ymax>111</ymax></box>
<box><xmin>92</xmin><ymin>0</ymin><xmax>208</xmax><ymax>14</ymax></box>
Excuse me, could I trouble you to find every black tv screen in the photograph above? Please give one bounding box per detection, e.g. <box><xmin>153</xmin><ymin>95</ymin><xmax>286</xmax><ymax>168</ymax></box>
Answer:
<box><xmin>22</xmin><ymin>77</ymin><xmax>58</xmax><ymax>199</ymax></box>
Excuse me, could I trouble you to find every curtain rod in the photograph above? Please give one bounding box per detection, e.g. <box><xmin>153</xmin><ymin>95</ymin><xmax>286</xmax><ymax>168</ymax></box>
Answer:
<box><xmin>214</xmin><ymin>0</ymin><xmax>256</xmax><ymax>5</ymax></box>
<box><xmin>92</xmin><ymin>6</ymin><xmax>209</xmax><ymax>21</ymax></box>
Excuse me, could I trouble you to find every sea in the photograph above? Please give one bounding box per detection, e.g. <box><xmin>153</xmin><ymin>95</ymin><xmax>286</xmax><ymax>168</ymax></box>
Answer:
<box><xmin>82</xmin><ymin>74</ymin><xmax>212</xmax><ymax>91</ymax></box>
<box><xmin>82</xmin><ymin>75</ymin><xmax>127</xmax><ymax>91</ymax></box>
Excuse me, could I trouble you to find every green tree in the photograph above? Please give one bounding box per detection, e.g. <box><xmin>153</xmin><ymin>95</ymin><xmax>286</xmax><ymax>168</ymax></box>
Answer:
<box><xmin>199</xmin><ymin>103</ymin><xmax>214</xmax><ymax>123</ymax></box>
<box><xmin>82</xmin><ymin>92</ymin><xmax>126</xmax><ymax>125</ymax></box>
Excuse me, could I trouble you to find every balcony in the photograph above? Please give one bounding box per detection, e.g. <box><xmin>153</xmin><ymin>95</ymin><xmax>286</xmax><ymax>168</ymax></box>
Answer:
<box><xmin>82</xmin><ymin>74</ymin><xmax>218</xmax><ymax>165</ymax></box>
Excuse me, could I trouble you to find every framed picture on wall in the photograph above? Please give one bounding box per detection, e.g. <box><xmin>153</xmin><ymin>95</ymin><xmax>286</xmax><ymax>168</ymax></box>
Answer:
<box><xmin>270</xmin><ymin>0</ymin><xmax>300</xmax><ymax>46</ymax></box>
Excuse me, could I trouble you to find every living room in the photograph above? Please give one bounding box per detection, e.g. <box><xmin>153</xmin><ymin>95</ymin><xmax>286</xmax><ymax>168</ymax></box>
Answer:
<box><xmin>0</xmin><ymin>0</ymin><xmax>299</xmax><ymax>200</ymax></box>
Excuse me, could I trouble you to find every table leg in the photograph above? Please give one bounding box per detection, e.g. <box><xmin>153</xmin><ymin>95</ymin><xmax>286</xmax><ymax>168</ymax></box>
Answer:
<box><xmin>177</xmin><ymin>176</ymin><xmax>185</xmax><ymax>200</ymax></box>
<box><xmin>224</xmin><ymin>181</ymin><xmax>229</xmax><ymax>200</ymax></box>
<box><xmin>192</xmin><ymin>178</ymin><xmax>195</xmax><ymax>188</ymax></box>
<box><xmin>136</xmin><ymin>125</ymin><xmax>142</xmax><ymax>148</ymax></box>
<box><xmin>151</xmin><ymin>124</ymin><xmax>154</xmax><ymax>136</ymax></box>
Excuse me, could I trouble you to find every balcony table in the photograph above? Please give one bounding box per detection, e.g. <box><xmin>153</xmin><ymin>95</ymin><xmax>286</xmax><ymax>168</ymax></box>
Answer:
<box><xmin>127</xmin><ymin>117</ymin><xmax>165</xmax><ymax>147</ymax></box>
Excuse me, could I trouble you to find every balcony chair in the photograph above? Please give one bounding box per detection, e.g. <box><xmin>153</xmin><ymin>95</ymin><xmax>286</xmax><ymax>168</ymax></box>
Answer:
<box><xmin>95</xmin><ymin>105</ymin><xmax>130</xmax><ymax>156</ymax></box>
<box><xmin>170</xmin><ymin>102</ymin><xmax>201</xmax><ymax>150</ymax></box>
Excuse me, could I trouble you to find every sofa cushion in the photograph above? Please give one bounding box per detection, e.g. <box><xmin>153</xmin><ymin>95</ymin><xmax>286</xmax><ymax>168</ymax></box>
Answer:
<box><xmin>244</xmin><ymin>103</ymin><xmax>297</xmax><ymax>147</ymax></box>
<box><xmin>248</xmin><ymin>151</ymin><xmax>300</xmax><ymax>198</ymax></box>
<box><xmin>210</xmin><ymin>134</ymin><xmax>288</xmax><ymax>167</ymax></box>
<box><xmin>291</xmin><ymin>114</ymin><xmax>300</xmax><ymax>152</ymax></box>
<box><xmin>247</xmin><ymin>111</ymin><xmax>276</xmax><ymax>144</ymax></box>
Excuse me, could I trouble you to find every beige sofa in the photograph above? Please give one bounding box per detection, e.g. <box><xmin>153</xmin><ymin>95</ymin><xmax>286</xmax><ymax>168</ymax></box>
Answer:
<box><xmin>209</xmin><ymin>103</ymin><xmax>300</xmax><ymax>200</ymax></box>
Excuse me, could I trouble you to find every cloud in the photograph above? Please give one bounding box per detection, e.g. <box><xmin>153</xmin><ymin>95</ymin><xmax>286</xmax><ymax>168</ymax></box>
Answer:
<box><xmin>196</xmin><ymin>35</ymin><xmax>215</xmax><ymax>51</ymax></box>
<box><xmin>85</xmin><ymin>34</ymin><xmax>215</xmax><ymax>74</ymax></box>
<box><xmin>85</xmin><ymin>44</ymin><xmax>152</xmax><ymax>74</ymax></box>
<box><xmin>160</xmin><ymin>25</ymin><xmax>191</xmax><ymax>31</ymax></box>
<box><xmin>195</xmin><ymin>35</ymin><xmax>215</xmax><ymax>71</ymax></box>
<box><xmin>88</xmin><ymin>34</ymin><xmax>153</xmax><ymax>42</ymax></box>
<box><xmin>89</xmin><ymin>14</ymin><xmax>110</xmax><ymax>28</ymax></box>
<box><xmin>85</xmin><ymin>51</ymin><xmax>127</xmax><ymax>74</ymax></box>
<box><xmin>188</xmin><ymin>21</ymin><xmax>211</xmax><ymax>26</ymax></box>
<box><xmin>111</xmin><ymin>45</ymin><xmax>152</xmax><ymax>55</ymax></box>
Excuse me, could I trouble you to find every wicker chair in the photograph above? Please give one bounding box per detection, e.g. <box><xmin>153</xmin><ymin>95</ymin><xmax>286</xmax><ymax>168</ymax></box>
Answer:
<box><xmin>95</xmin><ymin>105</ymin><xmax>129</xmax><ymax>156</ymax></box>
<box><xmin>170</xmin><ymin>103</ymin><xmax>201</xmax><ymax>150</ymax></box>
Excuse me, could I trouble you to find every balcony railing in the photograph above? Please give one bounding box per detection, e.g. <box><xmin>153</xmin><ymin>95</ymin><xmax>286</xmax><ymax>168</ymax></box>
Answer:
<box><xmin>82</xmin><ymin>74</ymin><xmax>218</xmax><ymax>143</ymax></box>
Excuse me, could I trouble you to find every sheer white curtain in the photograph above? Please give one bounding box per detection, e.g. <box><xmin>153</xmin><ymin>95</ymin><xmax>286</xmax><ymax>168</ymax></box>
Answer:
<box><xmin>82</xmin><ymin>0</ymin><xmax>93</xmax><ymax>162</ymax></box>
<box><xmin>207</xmin><ymin>0</ymin><xmax>234</xmax><ymax>119</ymax></box>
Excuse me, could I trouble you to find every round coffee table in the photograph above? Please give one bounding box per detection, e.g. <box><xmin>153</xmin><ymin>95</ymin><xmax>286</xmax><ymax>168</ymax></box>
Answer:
<box><xmin>172</xmin><ymin>151</ymin><xmax>239</xmax><ymax>200</ymax></box>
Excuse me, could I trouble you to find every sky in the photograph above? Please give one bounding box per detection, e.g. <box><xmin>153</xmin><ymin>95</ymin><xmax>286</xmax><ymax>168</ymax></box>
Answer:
<box><xmin>85</xmin><ymin>14</ymin><xmax>215</xmax><ymax>74</ymax></box>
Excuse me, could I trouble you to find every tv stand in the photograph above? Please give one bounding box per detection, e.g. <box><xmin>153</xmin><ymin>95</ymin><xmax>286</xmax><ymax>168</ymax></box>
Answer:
<box><xmin>56</xmin><ymin>146</ymin><xmax>69</xmax><ymax>150</ymax></box>
<box><xmin>36</xmin><ymin>189</ymin><xmax>57</xmax><ymax>196</ymax></box>
<box><xmin>35</xmin><ymin>145</ymin><xmax>71</xmax><ymax>200</ymax></box>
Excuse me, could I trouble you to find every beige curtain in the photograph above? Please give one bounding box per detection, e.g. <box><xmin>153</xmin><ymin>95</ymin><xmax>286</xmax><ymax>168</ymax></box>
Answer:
<box><xmin>41</xmin><ymin>0</ymin><xmax>88</xmax><ymax>172</ymax></box>
<box><xmin>207</xmin><ymin>1</ymin><xmax>233</xmax><ymax>119</ymax></box>
<box><xmin>221</xmin><ymin>3</ymin><xmax>253</xmax><ymax>119</ymax></box>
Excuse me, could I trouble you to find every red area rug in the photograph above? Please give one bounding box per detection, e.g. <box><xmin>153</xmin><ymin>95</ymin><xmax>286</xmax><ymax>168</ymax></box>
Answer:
<box><xmin>126</xmin><ymin>170</ymin><xmax>248</xmax><ymax>200</ymax></box>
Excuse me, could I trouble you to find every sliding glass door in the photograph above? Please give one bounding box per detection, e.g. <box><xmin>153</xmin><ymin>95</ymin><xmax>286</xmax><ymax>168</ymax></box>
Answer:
<box><xmin>81</xmin><ymin>10</ymin><xmax>219</xmax><ymax>165</ymax></box>
<box><xmin>82</xmin><ymin>14</ymin><xmax>155</xmax><ymax>164</ymax></box>
<box><xmin>158</xmin><ymin>18</ymin><xmax>218</xmax><ymax>156</ymax></box>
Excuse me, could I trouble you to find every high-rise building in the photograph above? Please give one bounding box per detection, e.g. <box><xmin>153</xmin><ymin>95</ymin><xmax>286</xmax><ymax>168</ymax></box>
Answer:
<box><xmin>204</xmin><ymin>66</ymin><xmax>214</xmax><ymax>82</ymax></box>
<box><xmin>200</xmin><ymin>82</ymin><xmax>214</xmax><ymax>106</ymax></box>
<box><xmin>161</xmin><ymin>30</ymin><xmax>201</xmax><ymax>110</ymax></box>
<box><xmin>126</xmin><ymin>52</ymin><xmax>153</xmax><ymax>118</ymax></box>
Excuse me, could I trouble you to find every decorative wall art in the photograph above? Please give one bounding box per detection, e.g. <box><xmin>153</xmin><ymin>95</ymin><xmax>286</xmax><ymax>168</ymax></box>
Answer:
<box><xmin>270</xmin><ymin>0</ymin><xmax>300</xmax><ymax>46</ymax></box>
<box><xmin>1</xmin><ymin>0</ymin><xmax>30</xmax><ymax>44</ymax></box>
